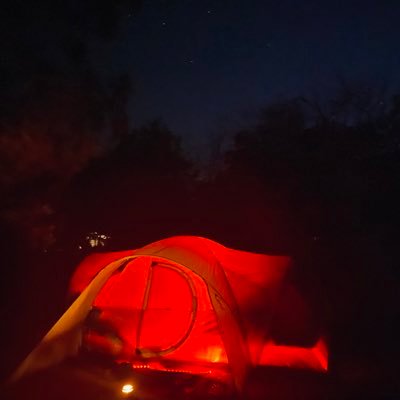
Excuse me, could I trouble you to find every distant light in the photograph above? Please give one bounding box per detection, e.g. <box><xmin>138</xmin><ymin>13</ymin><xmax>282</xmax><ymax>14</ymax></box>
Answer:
<box><xmin>85</xmin><ymin>231</ymin><xmax>110</xmax><ymax>248</ymax></box>
<box><xmin>121</xmin><ymin>384</ymin><xmax>134</xmax><ymax>394</ymax></box>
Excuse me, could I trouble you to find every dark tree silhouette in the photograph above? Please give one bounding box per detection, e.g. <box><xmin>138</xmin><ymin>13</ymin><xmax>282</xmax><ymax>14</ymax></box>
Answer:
<box><xmin>60</xmin><ymin>119</ymin><xmax>195</xmax><ymax>249</ymax></box>
<box><xmin>0</xmin><ymin>0</ymin><xmax>141</xmax><ymax>249</ymax></box>
<box><xmin>219</xmin><ymin>85</ymin><xmax>400</xmax><ymax>379</ymax></box>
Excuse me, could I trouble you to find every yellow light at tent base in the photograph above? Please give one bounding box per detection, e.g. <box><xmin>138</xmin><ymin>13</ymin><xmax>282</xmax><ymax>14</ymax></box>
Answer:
<box><xmin>121</xmin><ymin>383</ymin><xmax>134</xmax><ymax>394</ymax></box>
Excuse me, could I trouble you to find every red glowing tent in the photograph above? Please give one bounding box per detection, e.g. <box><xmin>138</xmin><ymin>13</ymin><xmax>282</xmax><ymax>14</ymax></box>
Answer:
<box><xmin>12</xmin><ymin>236</ymin><xmax>327</xmax><ymax>390</ymax></box>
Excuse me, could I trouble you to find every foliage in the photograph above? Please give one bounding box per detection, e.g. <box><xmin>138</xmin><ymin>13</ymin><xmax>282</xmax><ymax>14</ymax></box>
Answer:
<box><xmin>0</xmin><ymin>1</ymin><xmax>141</xmax><ymax>249</ymax></box>
<box><xmin>59</xmin><ymin>119</ymin><xmax>195</xmax><ymax>248</ymax></box>
<box><xmin>219</xmin><ymin>86</ymin><xmax>400</xmax><ymax>359</ymax></box>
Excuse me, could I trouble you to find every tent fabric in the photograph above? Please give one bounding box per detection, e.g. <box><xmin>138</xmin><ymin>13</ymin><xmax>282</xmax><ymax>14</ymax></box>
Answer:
<box><xmin>11</xmin><ymin>255</ymin><xmax>134</xmax><ymax>382</ymax></box>
<box><xmin>12</xmin><ymin>236</ymin><xmax>328</xmax><ymax>391</ymax></box>
<box><xmin>69</xmin><ymin>236</ymin><xmax>293</xmax><ymax>388</ymax></box>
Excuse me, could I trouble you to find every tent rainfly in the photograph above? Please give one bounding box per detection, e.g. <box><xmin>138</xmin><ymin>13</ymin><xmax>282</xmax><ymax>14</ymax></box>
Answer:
<box><xmin>12</xmin><ymin>236</ymin><xmax>328</xmax><ymax>391</ymax></box>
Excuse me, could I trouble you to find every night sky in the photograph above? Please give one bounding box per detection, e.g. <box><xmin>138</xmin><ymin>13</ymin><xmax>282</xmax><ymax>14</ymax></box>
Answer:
<box><xmin>91</xmin><ymin>0</ymin><xmax>400</xmax><ymax>154</ymax></box>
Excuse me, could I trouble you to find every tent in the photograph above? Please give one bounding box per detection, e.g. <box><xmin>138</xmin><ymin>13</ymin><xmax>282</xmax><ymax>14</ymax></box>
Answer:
<box><xmin>12</xmin><ymin>236</ymin><xmax>327</xmax><ymax>391</ymax></box>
